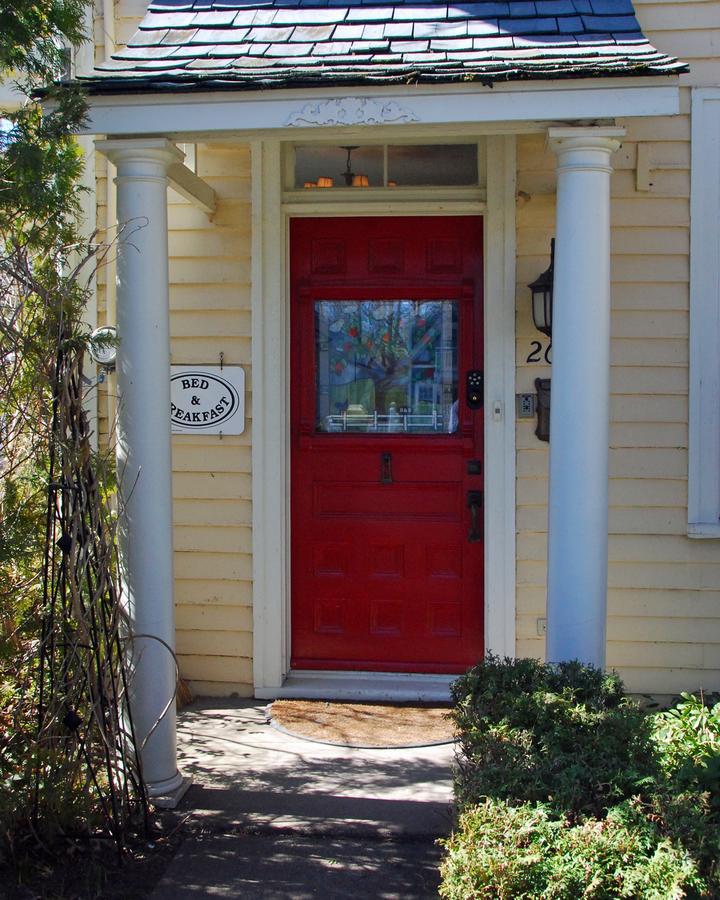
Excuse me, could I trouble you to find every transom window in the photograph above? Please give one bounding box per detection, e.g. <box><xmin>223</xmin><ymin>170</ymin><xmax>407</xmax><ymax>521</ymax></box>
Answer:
<box><xmin>294</xmin><ymin>144</ymin><xmax>479</xmax><ymax>190</ymax></box>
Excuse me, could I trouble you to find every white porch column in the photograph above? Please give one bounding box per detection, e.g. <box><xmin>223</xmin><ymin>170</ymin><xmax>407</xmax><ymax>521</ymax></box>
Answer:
<box><xmin>96</xmin><ymin>138</ymin><xmax>189</xmax><ymax>804</ymax></box>
<box><xmin>545</xmin><ymin>127</ymin><xmax>625</xmax><ymax>669</ymax></box>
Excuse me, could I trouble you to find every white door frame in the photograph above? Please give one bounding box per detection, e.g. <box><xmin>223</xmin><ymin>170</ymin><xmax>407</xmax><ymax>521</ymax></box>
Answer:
<box><xmin>251</xmin><ymin>135</ymin><xmax>517</xmax><ymax>697</ymax></box>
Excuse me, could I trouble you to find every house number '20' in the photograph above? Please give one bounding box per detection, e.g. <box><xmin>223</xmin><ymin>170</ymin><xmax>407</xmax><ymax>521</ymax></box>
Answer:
<box><xmin>526</xmin><ymin>341</ymin><xmax>552</xmax><ymax>364</ymax></box>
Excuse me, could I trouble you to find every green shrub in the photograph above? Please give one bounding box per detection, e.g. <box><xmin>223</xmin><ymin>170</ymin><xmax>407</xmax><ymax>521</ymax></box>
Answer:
<box><xmin>439</xmin><ymin>799</ymin><xmax>705</xmax><ymax>900</ymax></box>
<box><xmin>654</xmin><ymin>692</ymin><xmax>720</xmax><ymax>796</ymax></box>
<box><xmin>450</xmin><ymin>655</ymin><xmax>657</xmax><ymax>818</ymax></box>
<box><xmin>441</xmin><ymin>658</ymin><xmax>720</xmax><ymax>898</ymax></box>
<box><xmin>651</xmin><ymin>692</ymin><xmax>720</xmax><ymax>891</ymax></box>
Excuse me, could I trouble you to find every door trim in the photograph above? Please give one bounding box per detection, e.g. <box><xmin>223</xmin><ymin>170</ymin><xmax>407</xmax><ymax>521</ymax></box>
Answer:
<box><xmin>251</xmin><ymin>136</ymin><xmax>516</xmax><ymax>696</ymax></box>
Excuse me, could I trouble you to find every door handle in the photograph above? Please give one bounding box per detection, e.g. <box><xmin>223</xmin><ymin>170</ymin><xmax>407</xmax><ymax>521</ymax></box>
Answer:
<box><xmin>381</xmin><ymin>452</ymin><xmax>393</xmax><ymax>484</ymax></box>
<box><xmin>467</xmin><ymin>490</ymin><xmax>483</xmax><ymax>542</ymax></box>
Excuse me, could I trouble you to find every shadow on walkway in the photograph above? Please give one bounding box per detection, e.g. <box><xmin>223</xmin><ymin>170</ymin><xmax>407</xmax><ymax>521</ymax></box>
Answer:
<box><xmin>151</xmin><ymin>699</ymin><xmax>455</xmax><ymax>899</ymax></box>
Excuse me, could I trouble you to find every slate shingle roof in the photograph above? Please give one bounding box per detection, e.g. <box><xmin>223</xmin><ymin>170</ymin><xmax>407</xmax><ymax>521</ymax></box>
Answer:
<box><xmin>84</xmin><ymin>0</ymin><xmax>687</xmax><ymax>93</ymax></box>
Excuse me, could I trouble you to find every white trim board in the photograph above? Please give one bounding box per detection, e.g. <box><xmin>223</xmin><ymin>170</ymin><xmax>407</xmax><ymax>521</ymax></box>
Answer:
<box><xmin>251</xmin><ymin>137</ymin><xmax>517</xmax><ymax>697</ymax></box>
<box><xmin>78</xmin><ymin>81</ymin><xmax>680</xmax><ymax>139</ymax></box>
<box><xmin>688</xmin><ymin>88</ymin><xmax>720</xmax><ymax>537</ymax></box>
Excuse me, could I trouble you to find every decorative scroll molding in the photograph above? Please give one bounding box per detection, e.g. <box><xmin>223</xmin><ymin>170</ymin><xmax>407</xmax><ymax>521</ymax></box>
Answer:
<box><xmin>285</xmin><ymin>97</ymin><xmax>419</xmax><ymax>127</ymax></box>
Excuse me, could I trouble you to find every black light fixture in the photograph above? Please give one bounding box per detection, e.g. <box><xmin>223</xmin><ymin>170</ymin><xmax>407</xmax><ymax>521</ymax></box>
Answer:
<box><xmin>341</xmin><ymin>145</ymin><xmax>359</xmax><ymax>186</ymax></box>
<box><xmin>528</xmin><ymin>238</ymin><xmax>555</xmax><ymax>337</ymax></box>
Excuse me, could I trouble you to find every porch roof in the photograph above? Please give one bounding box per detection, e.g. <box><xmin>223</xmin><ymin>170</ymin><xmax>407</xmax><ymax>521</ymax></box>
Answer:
<box><xmin>82</xmin><ymin>0</ymin><xmax>686</xmax><ymax>94</ymax></box>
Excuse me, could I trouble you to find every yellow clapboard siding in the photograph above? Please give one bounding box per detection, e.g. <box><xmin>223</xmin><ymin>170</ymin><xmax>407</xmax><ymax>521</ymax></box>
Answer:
<box><xmin>176</xmin><ymin>604</ymin><xmax>253</xmax><ymax>633</ymax></box>
<box><xmin>514</xmin><ymin>117</ymin><xmax>720</xmax><ymax>696</ymax></box>
<box><xmin>518</xmin><ymin>447</ymin><xmax>687</xmax><ymax>479</ymax></box>
<box><xmin>610</xmin><ymin>478</ymin><xmax>688</xmax><ymax>507</ymax></box>
<box><xmin>608</xmin><ymin>507</ymin><xmax>688</xmax><ymax>535</ymax></box>
<box><xmin>516</xmin><ymin>134</ymin><xmax>554</xmax><ymax>171</ymax></box>
<box><xmin>611</xmin><ymin>366</ymin><xmax>687</xmax><ymax>394</ymax></box>
<box><xmin>611</xmin><ymin>338</ymin><xmax>688</xmax><ymax>366</ymax></box>
<box><xmin>612</xmin><ymin>257</ymin><xmax>689</xmax><ymax>284</ymax></box>
<box><xmin>516</xmin><ymin>586</ymin><xmax>546</xmax><ymax>615</ymax></box>
<box><xmin>511</xmin><ymin>616</ymin><xmax>717</xmax><ymax>648</ymax></box>
<box><xmin>519</xmin><ymin>533</ymin><xmax>720</xmax><ymax>565</ymax></box>
<box><xmin>610</xmin><ymin>228</ymin><xmax>689</xmax><ymax>258</ymax></box>
<box><xmin>94</xmin><ymin>19</ymin><xmax>137</xmax><ymax>46</ymax></box>
<box><xmin>609</xmin><ymin>169</ymin><xmax>690</xmax><ymax>199</ymax></box>
<box><xmin>608</xmin><ymin>563</ymin><xmax>720</xmax><ymax>592</ymax></box>
<box><xmin>620</xmin><ymin>115</ymin><xmax>690</xmax><ymax>142</ymax></box>
<box><xmin>165</xmin><ymin>200</ymin><xmax>251</xmax><ymax>230</ymax></box>
<box><xmin>177</xmin><ymin>629</ymin><xmax>252</xmax><ymax>658</ymax></box>
<box><xmin>172</xmin><ymin>443</ymin><xmax>252</xmax><ymax>472</ymax></box>
<box><xmin>171</xmin><ymin>336</ymin><xmax>252</xmax><ymax>365</ymax></box>
<box><xmin>173</xmin><ymin>499</ymin><xmax>253</xmax><ymax>527</ymax></box>
<box><xmin>516</xmin><ymin>450</ymin><xmax>549</xmax><ymax>478</ymax></box>
<box><xmin>608</xmin><ymin>589</ymin><xmax>720</xmax><ymax>619</ymax></box>
<box><xmin>172</xmin><ymin>472</ymin><xmax>252</xmax><ymax>500</ymax></box>
<box><xmin>515</xmin><ymin>639</ymin><xmax>545</xmax><ymax>661</ymax></box>
<box><xmin>611</xmin><ymin>667</ymin><xmax>720</xmax><ymax>696</ymax></box>
<box><xmin>608</xmin><ymin>641</ymin><xmax>703</xmax><ymax>668</ymax></box>
<box><xmin>170</xmin><ymin>284</ymin><xmax>250</xmax><ymax>311</ymax></box>
<box><xmin>518</xmin><ymin>477</ymin><xmax>687</xmax><ymax>508</ymax></box>
<box><xmin>611</xmin><ymin>283</ymin><xmax>688</xmax><ymax>311</ymax></box>
<box><xmin>645</xmin><ymin>29</ymin><xmax>720</xmax><ymax>58</ymax></box>
<box><xmin>611</xmin><ymin>311</ymin><xmax>687</xmax><ymax>339</ymax></box>
<box><xmin>519</xmin><ymin>616</ymin><xmax>714</xmax><ymax>652</ymax></box>
<box><xmin>610</xmin><ymin>395</ymin><xmax>687</xmax><ymax>423</ymax></box>
<box><xmin>174</xmin><ymin>552</ymin><xmax>253</xmax><ymax>582</ymax></box>
<box><xmin>613</xmin><ymin>141</ymin><xmax>691</xmax><ymax>172</ymax></box>
<box><xmin>679</xmin><ymin>60</ymin><xmax>720</xmax><ymax>85</ymax></box>
<box><xmin>516</xmin><ymin>616</ymin><xmax>548</xmax><ymax>640</ymax></box>
<box><xmin>609</xmin><ymin>422</ymin><xmax>687</xmax><ymax>448</ymax></box>
<box><xmin>516</xmin><ymin>534</ymin><xmax>547</xmax><ymax>561</ymax></box>
<box><xmin>607</xmin><ymin>617</ymin><xmax>720</xmax><ymax>643</ymax></box>
<box><xmin>119</xmin><ymin>0</ymin><xmax>152</xmax><ymax>15</ymax></box>
<box><xmin>517</xmin><ymin>560</ymin><xmax>547</xmax><ymax>586</ymax></box>
<box><xmin>172</xmin><ymin>432</ymin><xmax>251</xmax><ymax>448</ymax></box>
<box><xmin>175</xmin><ymin>579</ymin><xmax>252</xmax><ymax>606</ymax></box>
<box><xmin>611</xmin><ymin>197</ymin><xmax>689</xmax><ymax>227</ymax></box>
<box><xmin>169</xmin><ymin>257</ymin><xmax>250</xmax><ymax>285</ymax></box>
<box><xmin>174</xmin><ymin>525</ymin><xmax>252</xmax><ymax>554</ymax></box>
<box><xmin>636</xmin><ymin>0</ymin><xmax>718</xmax><ymax>24</ymax></box>
<box><xmin>516</xmin><ymin>195</ymin><xmax>556</xmax><ymax>227</ymax></box>
<box><xmin>524</xmin><ymin>222</ymin><xmax>689</xmax><ymax>264</ymax></box>
<box><xmin>516</xmin><ymin>508</ymin><xmax>550</xmax><ymax>531</ymax></box>
<box><xmin>168</xmin><ymin>229</ymin><xmax>250</xmax><ymax>259</ymax></box>
<box><xmin>199</xmin><ymin>149</ymin><xmax>251</xmax><ymax>179</ymax></box>
<box><xmin>195</xmin><ymin>175</ymin><xmax>251</xmax><ymax>201</ymax></box>
<box><xmin>186</xmin><ymin>680</ymin><xmax>254</xmax><ymax>698</ymax></box>
<box><xmin>178</xmin><ymin>655</ymin><xmax>253</xmax><ymax>685</ymax></box>
<box><xmin>170</xmin><ymin>310</ymin><xmax>252</xmax><ymax>338</ymax></box>
<box><xmin>609</xmin><ymin>447</ymin><xmax>687</xmax><ymax>479</ymax></box>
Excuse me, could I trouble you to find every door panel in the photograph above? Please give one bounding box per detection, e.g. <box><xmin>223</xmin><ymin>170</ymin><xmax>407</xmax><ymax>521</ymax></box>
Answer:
<box><xmin>291</xmin><ymin>216</ymin><xmax>484</xmax><ymax>673</ymax></box>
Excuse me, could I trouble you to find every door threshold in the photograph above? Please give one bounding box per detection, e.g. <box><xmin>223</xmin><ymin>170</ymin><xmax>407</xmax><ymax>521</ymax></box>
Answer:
<box><xmin>255</xmin><ymin>670</ymin><xmax>456</xmax><ymax>703</ymax></box>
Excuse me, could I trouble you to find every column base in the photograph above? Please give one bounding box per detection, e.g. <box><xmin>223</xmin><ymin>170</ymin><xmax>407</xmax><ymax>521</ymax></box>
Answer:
<box><xmin>147</xmin><ymin>771</ymin><xmax>193</xmax><ymax>810</ymax></box>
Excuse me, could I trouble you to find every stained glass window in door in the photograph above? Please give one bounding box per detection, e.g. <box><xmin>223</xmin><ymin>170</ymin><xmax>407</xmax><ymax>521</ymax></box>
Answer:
<box><xmin>315</xmin><ymin>300</ymin><xmax>459</xmax><ymax>434</ymax></box>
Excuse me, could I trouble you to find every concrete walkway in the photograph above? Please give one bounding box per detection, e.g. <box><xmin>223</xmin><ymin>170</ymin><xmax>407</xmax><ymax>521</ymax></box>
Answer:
<box><xmin>151</xmin><ymin>699</ymin><xmax>456</xmax><ymax>899</ymax></box>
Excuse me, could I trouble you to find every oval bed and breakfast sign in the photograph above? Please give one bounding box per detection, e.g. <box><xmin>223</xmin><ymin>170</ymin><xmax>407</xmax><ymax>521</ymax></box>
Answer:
<box><xmin>170</xmin><ymin>366</ymin><xmax>245</xmax><ymax>435</ymax></box>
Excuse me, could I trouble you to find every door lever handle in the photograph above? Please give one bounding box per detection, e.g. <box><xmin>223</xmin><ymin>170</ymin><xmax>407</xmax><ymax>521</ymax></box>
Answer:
<box><xmin>467</xmin><ymin>490</ymin><xmax>483</xmax><ymax>542</ymax></box>
<box><xmin>381</xmin><ymin>452</ymin><xmax>393</xmax><ymax>484</ymax></box>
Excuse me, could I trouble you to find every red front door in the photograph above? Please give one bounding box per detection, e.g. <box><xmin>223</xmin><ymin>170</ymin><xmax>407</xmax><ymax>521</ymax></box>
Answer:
<box><xmin>290</xmin><ymin>216</ymin><xmax>484</xmax><ymax>673</ymax></box>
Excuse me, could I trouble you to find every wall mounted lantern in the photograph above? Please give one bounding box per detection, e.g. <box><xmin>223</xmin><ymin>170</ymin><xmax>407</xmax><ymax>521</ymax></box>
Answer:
<box><xmin>88</xmin><ymin>325</ymin><xmax>118</xmax><ymax>371</ymax></box>
<box><xmin>528</xmin><ymin>238</ymin><xmax>555</xmax><ymax>337</ymax></box>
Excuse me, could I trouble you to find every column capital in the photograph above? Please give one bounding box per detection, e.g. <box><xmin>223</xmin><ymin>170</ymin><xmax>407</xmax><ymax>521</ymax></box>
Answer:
<box><xmin>95</xmin><ymin>137</ymin><xmax>184</xmax><ymax>172</ymax></box>
<box><xmin>547</xmin><ymin>126</ymin><xmax>626</xmax><ymax>171</ymax></box>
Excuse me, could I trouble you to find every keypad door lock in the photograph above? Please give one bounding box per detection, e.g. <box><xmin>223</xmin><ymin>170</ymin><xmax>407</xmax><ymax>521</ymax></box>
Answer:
<box><xmin>466</xmin><ymin>370</ymin><xmax>484</xmax><ymax>409</ymax></box>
